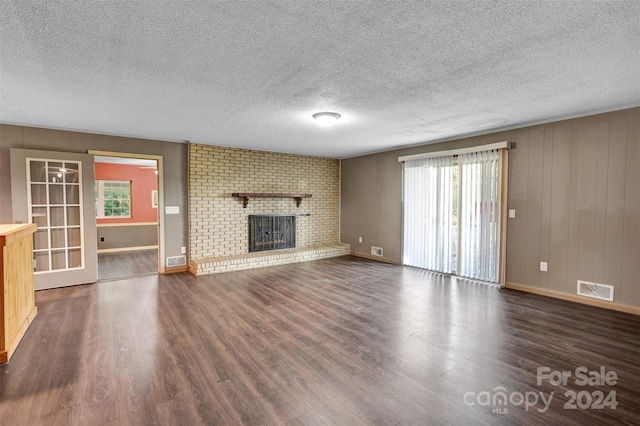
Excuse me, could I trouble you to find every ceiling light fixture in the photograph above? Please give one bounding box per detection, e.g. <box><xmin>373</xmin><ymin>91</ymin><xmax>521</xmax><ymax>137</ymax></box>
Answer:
<box><xmin>312</xmin><ymin>112</ymin><xmax>341</xmax><ymax>128</ymax></box>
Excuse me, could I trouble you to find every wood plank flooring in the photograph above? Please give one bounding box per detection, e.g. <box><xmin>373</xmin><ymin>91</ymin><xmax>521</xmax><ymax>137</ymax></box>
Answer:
<box><xmin>1</xmin><ymin>255</ymin><xmax>638</xmax><ymax>425</ymax></box>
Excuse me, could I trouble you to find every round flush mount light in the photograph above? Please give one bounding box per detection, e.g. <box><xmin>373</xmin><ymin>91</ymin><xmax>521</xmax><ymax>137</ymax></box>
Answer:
<box><xmin>312</xmin><ymin>112</ymin><xmax>341</xmax><ymax>128</ymax></box>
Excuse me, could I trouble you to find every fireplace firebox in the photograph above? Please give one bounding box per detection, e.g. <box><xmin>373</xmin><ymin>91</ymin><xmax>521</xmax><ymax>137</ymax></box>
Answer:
<box><xmin>248</xmin><ymin>214</ymin><xmax>296</xmax><ymax>252</ymax></box>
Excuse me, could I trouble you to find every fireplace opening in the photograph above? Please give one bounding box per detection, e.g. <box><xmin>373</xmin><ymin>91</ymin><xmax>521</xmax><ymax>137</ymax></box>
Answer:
<box><xmin>249</xmin><ymin>214</ymin><xmax>296</xmax><ymax>252</ymax></box>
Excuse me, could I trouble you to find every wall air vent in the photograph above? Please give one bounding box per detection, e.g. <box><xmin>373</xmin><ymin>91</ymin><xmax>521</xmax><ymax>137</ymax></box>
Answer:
<box><xmin>577</xmin><ymin>280</ymin><xmax>614</xmax><ymax>302</ymax></box>
<box><xmin>371</xmin><ymin>246</ymin><xmax>383</xmax><ymax>257</ymax></box>
<box><xmin>167</xmin><ymin>255</ymin><xmax>187</xmax><ymax>267</ymax></box>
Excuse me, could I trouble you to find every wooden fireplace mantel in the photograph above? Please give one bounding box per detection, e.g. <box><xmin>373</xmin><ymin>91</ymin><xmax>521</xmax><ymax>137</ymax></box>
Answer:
<box><xmin>231</xmin><ymin>193</ymin><xmax>312</xmax><ymax>208</ymax></box>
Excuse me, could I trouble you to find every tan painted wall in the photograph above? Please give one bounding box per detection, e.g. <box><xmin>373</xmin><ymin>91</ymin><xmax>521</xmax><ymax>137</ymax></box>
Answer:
<box><xmin>0</xmin><ymin>124</ymin><xmax>188</xmax><ymax>261</ymax></box>
<box><xmin>189</xmin><ymin>144</ymin><xmax>340</xmax><ymax>261</ymax></box>
<box><xmin>341</xmin><ymin>108</ymin><xmax>639</xmax><ymax>308</ymax></box>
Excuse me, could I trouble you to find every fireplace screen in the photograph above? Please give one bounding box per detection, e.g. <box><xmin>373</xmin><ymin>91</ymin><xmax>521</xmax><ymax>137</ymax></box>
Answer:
<box><xmin>248</xmin><ymin>214</ymin><xmax>296</xmax><ymax>252</ymax></box>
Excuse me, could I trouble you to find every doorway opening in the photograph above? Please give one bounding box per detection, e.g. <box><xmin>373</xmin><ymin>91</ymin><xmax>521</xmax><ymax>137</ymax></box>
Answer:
<box><xmin>94</xmin><ymin>155</ymin><xmax>160</xmax><ymax>280</ymax></box>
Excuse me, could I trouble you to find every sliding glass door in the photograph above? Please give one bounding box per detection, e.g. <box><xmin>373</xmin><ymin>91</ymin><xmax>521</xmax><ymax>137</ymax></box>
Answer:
<box><xmin>402</xmin><ymin>147</ymin><xmax>505</xmax><ymax>284</ymax></box>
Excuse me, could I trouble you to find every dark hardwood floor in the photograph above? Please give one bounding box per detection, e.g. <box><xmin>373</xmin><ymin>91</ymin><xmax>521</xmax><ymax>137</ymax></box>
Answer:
<box><xmin>1</xmin><ymin>256</ymin><xmax>638</xmax><ymax>425</ymax></box>
<box><xmin>98</xmin><ymin>249</ymin><xmax>158</xmax><ymax>280</ymax></box>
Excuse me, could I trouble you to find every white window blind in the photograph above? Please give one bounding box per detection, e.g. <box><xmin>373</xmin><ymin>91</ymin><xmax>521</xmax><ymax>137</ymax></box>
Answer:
<box><xmin>458</xmin><ymin>150</ymin><xmax>500</xmax><ymax>282</ymax></box>
<box><xmin>403</xmin><ymin>155</ymin><xmax>456</xmax><ymax>273</ymax></box>
<box><xmin>402</xmin><ymin>147</ymin><xmax>504</xmax><ymax>283</ymax></box>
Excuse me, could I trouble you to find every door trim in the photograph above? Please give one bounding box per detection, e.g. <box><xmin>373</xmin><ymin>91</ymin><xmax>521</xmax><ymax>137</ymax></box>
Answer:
<box><xmin>89</xmin><ymin>150</ymin><xmax>165</xmax><ymax>273</ymax></box>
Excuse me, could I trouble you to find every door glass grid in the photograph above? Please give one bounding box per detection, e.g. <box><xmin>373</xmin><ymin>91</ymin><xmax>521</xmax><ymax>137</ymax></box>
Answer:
<box><xmin>28</xmin><ymin>159</ymin><xmax>84</xmax><ymax>273</ymax></box>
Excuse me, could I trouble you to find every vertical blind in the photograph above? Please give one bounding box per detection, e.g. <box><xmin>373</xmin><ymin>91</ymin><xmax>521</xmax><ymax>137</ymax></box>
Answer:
<box><xmin>458</xmin><ymin>150</ymin><xmax>500</xmax><ymax>282</ymax></box>
<box><xmin>403</xmin><ymin>156</ymin><xmax>456</xmax><ymax>273</ymax></box>
<box><xmin>402</xmin><ymin>148</ymin><xmax>502</xmax><ymax>283</ymax></box>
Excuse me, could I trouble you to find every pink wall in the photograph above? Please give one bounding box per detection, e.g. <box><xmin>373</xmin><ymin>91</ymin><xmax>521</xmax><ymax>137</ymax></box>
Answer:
<box><xmin>95</xmin><ymin>162</ymin><xmax>158</xmax><ymax>224</ymax></box>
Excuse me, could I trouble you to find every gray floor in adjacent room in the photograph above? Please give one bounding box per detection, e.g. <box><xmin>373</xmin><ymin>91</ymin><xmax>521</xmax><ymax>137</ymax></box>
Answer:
<box><xmin>97</xmin><ymin>249</ymin><xmax>158</xmax><ymax>280</ymax></box>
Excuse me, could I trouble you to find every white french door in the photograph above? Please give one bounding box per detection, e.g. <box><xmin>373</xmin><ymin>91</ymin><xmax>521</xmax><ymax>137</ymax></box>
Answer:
<box><xmin>10</xmin><ymin>149</ymin><xmax>97</xmax><ymax>290</ymax></box>
<box><xmin>402</xmin><ymin>147</ymin><xmax>506</xmax><ymax>284</ymax></box>
<box><xmin>29</xmin><ymin>159</ymin><xmax>84</xmax><ymax>274</ymax></box>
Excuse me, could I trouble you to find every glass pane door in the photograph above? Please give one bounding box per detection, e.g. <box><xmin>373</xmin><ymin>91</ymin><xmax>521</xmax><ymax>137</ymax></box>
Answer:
<box><xmin>28</xmin><ymin>159</ymin><xmax>84</xmax><ymax>273</ymax></box>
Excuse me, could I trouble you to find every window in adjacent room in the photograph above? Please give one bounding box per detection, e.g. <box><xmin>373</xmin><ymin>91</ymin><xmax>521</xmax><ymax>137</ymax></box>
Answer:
<box><xmin>96</xmin><ymin>180</ymin><xmax>131</xmax><ymax>218</ymax></box>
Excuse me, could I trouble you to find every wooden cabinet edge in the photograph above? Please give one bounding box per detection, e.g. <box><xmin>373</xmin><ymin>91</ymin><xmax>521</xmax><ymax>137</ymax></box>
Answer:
<box><xmin>0</xmin><ymin>223</ymin><xmax>38</xmax><ymax>364</ymax></box>
<box><xmin>0</xmin><ymin>223</ymin><xmax>37</xmax><ymax>246</ymax></box>
<box><xmin>0</xmin><ymin>306</ymin><xmax>37</xmax><ymax>364</ymax></box>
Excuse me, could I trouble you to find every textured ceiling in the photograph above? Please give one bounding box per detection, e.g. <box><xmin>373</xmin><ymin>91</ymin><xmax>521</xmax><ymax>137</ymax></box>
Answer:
<box><xmin>1</xmin><ymin>1</ymin><xmax>639</xmax><ymax>158</ymax></box>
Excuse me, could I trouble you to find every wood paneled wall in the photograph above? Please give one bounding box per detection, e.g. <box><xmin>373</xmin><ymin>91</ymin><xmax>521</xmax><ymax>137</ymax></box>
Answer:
<box><xmin>341</xmin><ymin>107</ymin><xmax>640</xmax><ymax>309</ymax></box>
<box><xmin>507</xmin><ymin>109</ymin><xmax>639</xmax><ymax>307</ymax></box>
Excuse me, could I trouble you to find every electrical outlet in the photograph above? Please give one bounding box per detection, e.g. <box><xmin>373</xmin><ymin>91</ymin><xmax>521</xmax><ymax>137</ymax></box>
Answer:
<box><xmin>509</xmin><ymin>209</ymin><xmax>516</xmax><ymax>218</ymax></box>
<box><xmin>540</xmin><ymin>261</ymin><xmax>548</xmax><ymax>272</ymax></box>
<box><xmin>358</xmin><ymin>236</ymin><xmax>363</xmax><ymax>243</ymax></box>
<box><xmin>181</xmin><ymin>246</ymin><xmax>186</xmax><ymax>254</ymax></box>
<box><xmin>100</xmin><ymin>237</ymin><xmax>105</xmax><ymax>242</ymax></box>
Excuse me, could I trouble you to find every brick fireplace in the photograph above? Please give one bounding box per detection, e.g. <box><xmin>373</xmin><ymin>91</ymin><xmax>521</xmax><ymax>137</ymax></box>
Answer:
<box><xmin>188</xmin><ymin>144</ymin><xmax>349</xmax><ymax>275</ymax></box>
